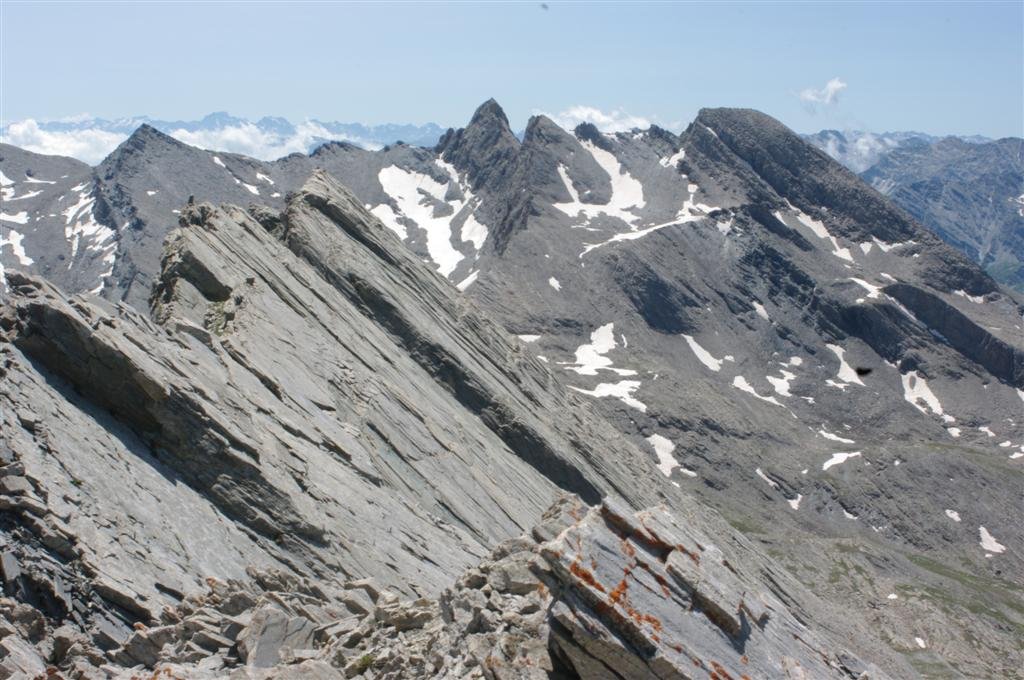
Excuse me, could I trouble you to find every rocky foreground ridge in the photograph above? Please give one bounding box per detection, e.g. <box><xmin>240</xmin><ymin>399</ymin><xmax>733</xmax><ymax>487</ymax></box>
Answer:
<box><xmin>0</xmin><ymin>495</ymin><xmax>885</xmax><ymax>679</ymax></box>
<box><xmin>1</xmin><ymin>173</ymin><xmax>904</xmax><ymax>677</ymax></box>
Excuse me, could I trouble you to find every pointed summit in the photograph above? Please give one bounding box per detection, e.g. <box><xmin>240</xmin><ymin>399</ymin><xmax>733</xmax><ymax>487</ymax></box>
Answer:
<box><xmin>522</xmin><ymin>114</ymin><xmax>572</xmax><ymax>147</ymax></box>
<box><xmin>468</xmin><ymin>98</ymin><xmax>511</xmax><ymax>129</ymax></box>
<box><xmin>102</xmin><ymin>123</ymin><xmax>186</xmax><ymax>166</ymax></box>
<box><xmin>435</xmin><ymin>99</ymin><xmax>520</xmax><ymax>191</ymax></box>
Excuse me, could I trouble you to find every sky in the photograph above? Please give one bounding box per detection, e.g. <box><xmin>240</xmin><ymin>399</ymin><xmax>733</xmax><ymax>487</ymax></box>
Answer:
<box><xmin>1</xmin><ymin>1</ymin><xmax>1022</xmax><ymax>141</ymax></box>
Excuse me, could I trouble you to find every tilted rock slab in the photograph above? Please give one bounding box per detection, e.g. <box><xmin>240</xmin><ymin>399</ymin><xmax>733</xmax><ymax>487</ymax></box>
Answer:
<box><xmin>0</xmin><ymin>496</ymin><xmax>886</xmax><ymax>679</ymax></box>
<box><xmin>0</xmin><ymin>172</ymin><xmax>668</xmax><ymax>654</ymax></box>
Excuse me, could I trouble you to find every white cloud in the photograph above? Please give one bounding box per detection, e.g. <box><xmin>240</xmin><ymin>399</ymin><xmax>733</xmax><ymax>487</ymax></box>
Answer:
<box><xmin>799</xmin><ymin>77</ymin><xmax>848</xmax><ymax>106</ymax></box>
<box><xmin>1</xmin><ymin>119</ymin><xmax>127</xmax><ymax>164</ymax></box>
<box><xmin>1</xmin><ymin>119</ymin><xmax>383</xmax><ymax>164</ymax></box>
<box><xmin>542</xmin><ymin>105</ymin><xmax>652</xmax><ymax>133</ymax></box>
<box><xmin>166</xmin><ymin>121</ymin><xmax>382</xmax><ymax>160</ymax></box>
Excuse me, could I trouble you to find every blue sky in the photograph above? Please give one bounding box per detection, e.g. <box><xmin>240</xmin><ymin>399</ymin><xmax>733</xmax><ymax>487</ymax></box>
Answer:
<box><xmin>2</xmin><ymin>1</ymin><xmax>1022</xmax><ymax>137</ymax></box>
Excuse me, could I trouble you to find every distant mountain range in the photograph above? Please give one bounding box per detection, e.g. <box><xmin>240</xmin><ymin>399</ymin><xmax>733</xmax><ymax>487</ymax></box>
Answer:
<box><xmin>0</xmin><ymin>112</ymin><xmax>448</xmax><ymax>163</ymax></box>
<box><xmin>805</xmin><ymin>130</ymin><xmax>1023</xmax><ymax>290</ymax></box>
<box><xmin>802</xmin><ymin>130</ymin><xmax>992</xmax><ymax>173</ymax></box>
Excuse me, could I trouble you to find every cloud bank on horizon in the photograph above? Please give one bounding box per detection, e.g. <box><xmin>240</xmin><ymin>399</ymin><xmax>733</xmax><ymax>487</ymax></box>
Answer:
<box><xmin>1</xmin><ymin>105</ymin><xmax>672</xmax><ymax>164</ymax></box>
<box><xmin>540</xmin><ymin>105</ymin><xmax>654</xmax><ymax>134</ymax></box>
<box><xmin>1</xmin><ymin>117</ymin><xmax>387</xmax><ymax>165</ymax></box>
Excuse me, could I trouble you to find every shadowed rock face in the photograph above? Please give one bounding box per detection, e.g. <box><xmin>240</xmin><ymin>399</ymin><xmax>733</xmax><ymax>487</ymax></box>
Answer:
<box><xmin>3</xmin><ymin>102</ymin><xmax>1023</xmax><ymax>677</ymax></box>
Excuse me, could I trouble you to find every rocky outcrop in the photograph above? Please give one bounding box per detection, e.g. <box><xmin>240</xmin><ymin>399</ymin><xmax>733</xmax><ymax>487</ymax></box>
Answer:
<box><xmin>0</xmin><ymin>496</ymin><xmax>887</xmax><ymax>679</ymax></box>
<box><xmin>0</xmin><ymin>172</ymin><xmax>674</xmax><ymax>665</ymax></box>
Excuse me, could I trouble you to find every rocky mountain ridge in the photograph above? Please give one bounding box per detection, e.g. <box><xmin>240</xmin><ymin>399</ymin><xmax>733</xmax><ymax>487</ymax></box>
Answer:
<box><xmin>2</xmin><ymin>102</ymin><xmax>1022</xmax><ymax>677</ymax></box>
<box><xmin>0</xmin><ymin>172</ymin><xmax>904</xmax><ymax>678</ymax></box>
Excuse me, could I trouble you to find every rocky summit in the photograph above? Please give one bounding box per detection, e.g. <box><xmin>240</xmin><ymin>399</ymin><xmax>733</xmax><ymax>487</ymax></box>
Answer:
<box><xmin>1</xmin><ymin>101</ymin><xmax>1022</xmax><ymax>679</ymax></box>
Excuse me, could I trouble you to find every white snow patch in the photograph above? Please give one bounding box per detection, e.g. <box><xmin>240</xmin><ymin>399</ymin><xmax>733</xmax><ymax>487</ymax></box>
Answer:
<box><xmin>755</xmin><ymin>468</ymin><xmax>778</xmax><ymax>488</ymax></box>
<box><xmin>61</xmin><ymin>188</ymin><xmax>117</xmax><ymax>269</ymax></box>
<box><xmin>978</xmin><ymin>426</ymin><xmax>995</xmax><ymax>437</ymax></box>
<box><xmin>915</xmin><ymin>638</ymin><xmax>927</xmax><ymax>649</ymax></box>
<box><xmin>900</xmin><ymin>371</ymin><xmax>944</xmax><ymax>416</ymax></box>
<box><xmin>256</xmin><ymin>172</ymin><xmax>275</xmax><ymax>185</ymax></box>
<box><xmin>553</xmin><ymin>140</ymin><xmax>644</xmax><ymax>228</ymax></box>
<box><xmin>822</xmin><ymin>451</ymin><xmax>862</xmax><ymax>471</ymax></box>
<box><xmin>953</xmin><ymin>290</ymin><xmax>985</xmax><ymax>304</ymax></box>
<box><xmin>682</xmin><ymin>335</ymin><xmax>722</xmax><ymax>372</ymax></box>
<box><xmin>647</xmin><ymin>434</ymin><xmax>678</xmax><ymax>477</ymax></box>
<box><xmin>780</xmin><ymin>204</ymin><xmax>853</xmax><ymax>261</ymax></box>
<box><xmin>0</xmin><ymin>211</ymin><xmax>29</xmax><ymax>224</ymax></box>
<box><xmin>826</xmin><ymin>344</ymin><xmax>864</xmax><ymax>385</ymax></box>
<box><xmin>146</xmin><ymin>190</ymin><xmax>158</xmax><ymax>196</ymax></box>
<box><xmin>872</xmin><ymin>237</ymin><xmax>897</xmax><ymax>252</ymax></box>
<box><xmin>6</xmin><ymin>189</ymin><xmax>42</xmax><ymax>201</ymax></box>
<box><xmin>0</xmin><ymin>171</ymin><xmax>13</xmax><ymax>186</ymax></box>
<box><xmin>563</xmin><ymin>323</ymin><xmax>636</xmax><ymax>376</ymax></box>
<box><xmin>979</xmin><ymin>527</ymin><xmax>1006</xmax><ymax>554</ymax></box>
<box><xmin>752</xmin><ymin>301</ymin><xmax>770</xmax><ymax>321</ymax></box>
<box><xmin>659</xmin><ymin>147</ymin><xmax>686</xmax><ymax>168</ymax></box>
<box><xmin>455</xmin><ymin>270</ymin><xmax>478</xmax><ymax>291</ymax></box>
<box><xmin>240</xmin><ymin>182</ymin><xmax>260</xmax><ymax>196</ymax></box>
<box><xmin>787</xmin><ymin>494</ymin><xmax>803</xmax><ymax>510</ymax></box>
<box><xmin>212</xmin><ymin>156</ymin><xmax>226</xmax><ymax>168</ymax></box>
<box><xmin>369</xmin><ymin>203</ymin><xmax>406</xmax><ymax>240</ymax></box>
<box><xmin>859</xmin><ymin>242</ymin><xmax>873</xmax><ymax>254</ymax></box>
<box><xmin>548</xmin><ymin>277</ymin><xmax>561</xmax><ymax>291</ymax></box>
<box><xmin>23</xmin><ymin>174</ymin><xmax>55</xmax><ymax>184</ymax></box>
<box><xmin>849</xmin><ymin>278</ymin><xmax>882</xmax><ymax>299</ymax></box>
<box><xmin>460</xmin><ymin>214</ymin><xmax>488</xmax><ymax>251</ymax></box>
<box><xmin>947</xmin><ymin>427</ymin><xmax>961</xmax><ymax>438</ymax></box>
<box><xmin>1</xmin><ymin>229</ymin><xmax>33</xmax><ymax>265</ymax></box>
<box><xmin>945</xmin><ymin>509</ymin><xmax>961</xmax><ymax>522</ymax></box>
<box><xmin>376</xmin><ymin>165</ymin><xmax>464</xmax><ymax>277</ymax></box>
<box><xmin>766</xmin><ymin>370</ymin><xmax>796</xmax><ymax>397</ymax></box>
<box><xmin>517</xmin><ymin>335</ymin><xmax>541</xmax><ymax>343</ymax></box>
<box><xmin>818</xmin><ymin>428</ymin><xmax>855</xmax><ymax>444</ymax></box>
<box><xmin>578</xmin><ymin>177</ymin><xmax>716</xmax><ymax>257</ymax></box>
<box><xmin>732</xmin><ymin>376</ymin><xmax>784</xmax><ymax>406</ymax></box>
<box><xmin>887</xmin><ymin>593</ymin><xmax>898</xmax><ymax>600</ymax></box>
<box><xmin>999</xmin><ymin>440</ymin><xmax>1012</xmax><ymax>448</ymax></box>
<box><xmin>570</xmin><ymin>380</ymin><xmax>646</xmax><ymax>412</ymax></box>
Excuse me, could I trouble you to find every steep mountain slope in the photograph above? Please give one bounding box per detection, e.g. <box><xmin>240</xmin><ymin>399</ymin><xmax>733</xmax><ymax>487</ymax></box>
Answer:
<box><xmin>0</xmin><ymin>173</ymin><xmax>899</xmax><ymax>678</ymax></box>
<box><xmin>861</xmin><ymin>137</ymin><xmax>1024</xmax><ymax>290</ymax></box>
<box><xmin>3</xmin><ymin>103</ymin><xmax>1022</xmax><ymax>677</ymax></box>
<box><xmin>458</xmin><ymin>108</ymin><xmax>1024</xmax><ymax>677</ymax></box>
